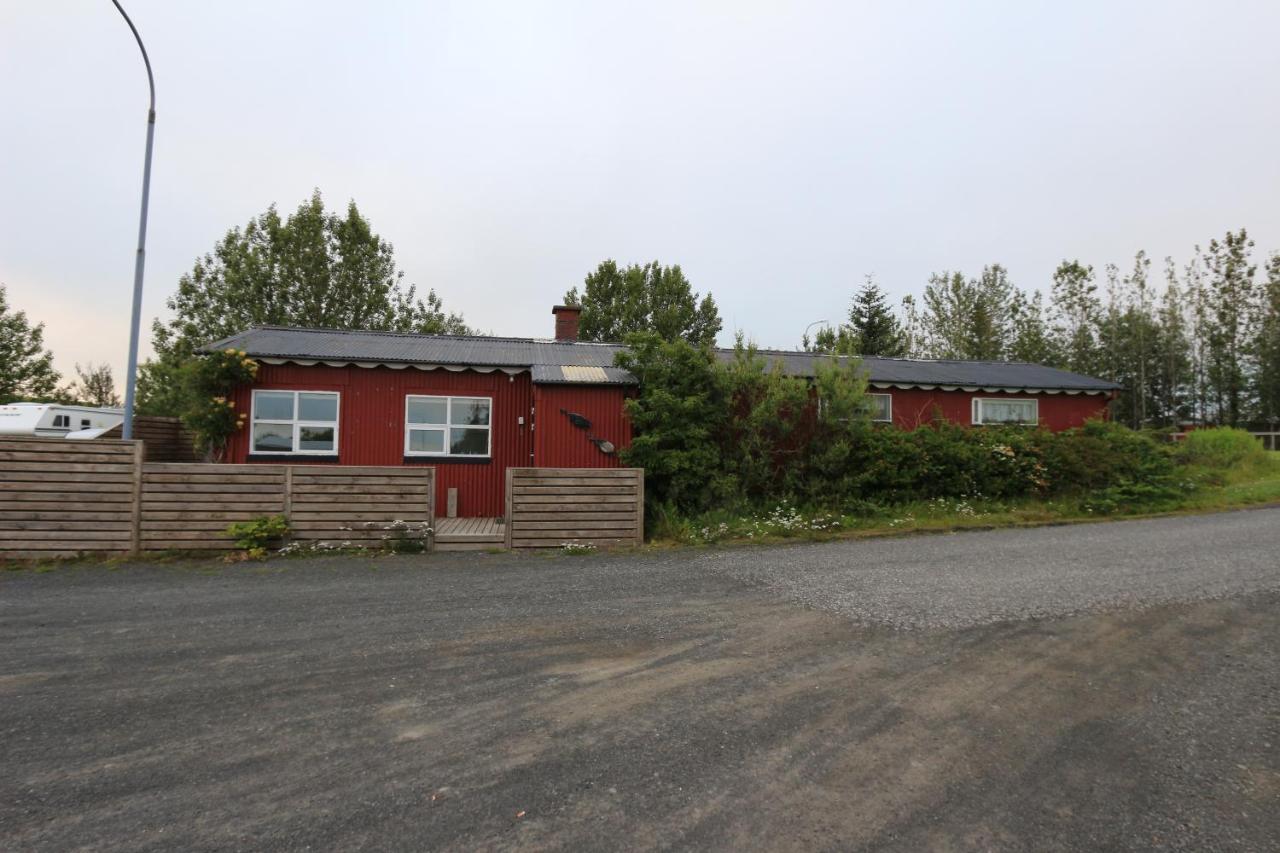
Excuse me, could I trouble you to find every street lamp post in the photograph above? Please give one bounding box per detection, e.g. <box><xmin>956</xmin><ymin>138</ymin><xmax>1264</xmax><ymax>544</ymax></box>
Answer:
<box><xmin>802</xmin><ymin>319</ymin><xmax>829</xmax><ymax>350</ymax></box>
<box><xmin>111</xmin><ymin>0</ymin><xmax>155</xmax><ymax>440</ymax></box>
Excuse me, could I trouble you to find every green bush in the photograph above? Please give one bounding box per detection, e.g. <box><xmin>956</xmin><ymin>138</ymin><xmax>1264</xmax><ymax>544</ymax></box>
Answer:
<box><xmin>1177</xmin><ymin>427</ymin><xmax>1268</xmax><ymax>470</ymax></box>
<box><xmin>617</xmin><ymin>336</ymin><xmax>1193</xmax><ymax>528</ymax></box>
<box><xmin>226</xmin><ymin>514</ymin><xmax>290</xmax><ymax>557</ymax></box>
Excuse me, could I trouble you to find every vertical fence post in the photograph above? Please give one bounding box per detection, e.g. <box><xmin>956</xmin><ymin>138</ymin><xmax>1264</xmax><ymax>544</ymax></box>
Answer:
<box><xmin>635</xmin><ymin>469</ymin><xmax>645</xmax><ymax>546</ymax></box>
<box><xmin>504</xmin><ymin>467</ymin><xmax>514</xmax><ymax>549</ymax></box>
<box><xmin>426</xmin><ymin>467</ymin><xmax>436</xmax><ymax>551</ymax></box>
<box><xmin>283</xmin><ymin>466</ymin><xmax>294</xmax><ymax>528</ymax></box>
<box><xmin>130</xmin><ymin>440</ymin><xmax>145</xmax><ymax>556</ymax></box>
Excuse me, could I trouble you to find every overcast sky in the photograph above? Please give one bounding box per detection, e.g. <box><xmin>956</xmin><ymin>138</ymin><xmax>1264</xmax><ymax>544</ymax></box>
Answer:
<box><xmin>2</xmin><ymin>1</ymin><xmax>1278</xmax><ymax>382</ymax></box>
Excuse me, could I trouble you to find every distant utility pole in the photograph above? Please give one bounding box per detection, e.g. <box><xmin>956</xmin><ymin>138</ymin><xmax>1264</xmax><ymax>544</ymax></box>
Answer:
<box><xmin>111</xmin><ymin>0</ymin><xmax>155</xmax><ymax>439</ymax></box>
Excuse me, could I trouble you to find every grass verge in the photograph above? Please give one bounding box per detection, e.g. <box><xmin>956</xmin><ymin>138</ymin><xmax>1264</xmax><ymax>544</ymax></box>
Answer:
<box><xmin>652</xmin><ymin>452</ymin><xmax>1280</xmax><ymax>548</ymax></box>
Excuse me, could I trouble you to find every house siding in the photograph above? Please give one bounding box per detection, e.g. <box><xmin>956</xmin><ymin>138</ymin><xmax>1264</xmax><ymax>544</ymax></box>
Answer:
<box><xmin>881</xmin><ymin>387</ymin><xmax>1111</xmax><ymax>430</ymax></box>
<box><xmin>533</xmin><ymin>385</ymin><xmax>634</xmax><ymax>469</ymax></box>
<box><xmin>224</xmin><ymin>363</ymin><xmax>1110</xmax><ymax>517</ymax></box>
<box><xmin>226</xmin><ymin>363</ymin><xmax>539</xmax><ymax>518</ymax></box>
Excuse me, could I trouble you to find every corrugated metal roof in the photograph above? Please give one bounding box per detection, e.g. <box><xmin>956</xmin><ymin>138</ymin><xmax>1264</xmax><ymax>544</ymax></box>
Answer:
<box><xmin>530</xmin><ymin>364</ymin><xmax>635</xmax><ymax>385</ymax></box>
<box><xmin>205</xmin><ymin>326</ymin><xmax>622</xmax><ymax>371</ymax></box>
<box><xmin>733</xmin><ymin>350</ymin><xmax>1121</xmax><ymax>391</ymax></box>
<box><xmin>206</xmin><ymin>326</ymin><xmax>1120</xmax><ymax>392</ymax></box>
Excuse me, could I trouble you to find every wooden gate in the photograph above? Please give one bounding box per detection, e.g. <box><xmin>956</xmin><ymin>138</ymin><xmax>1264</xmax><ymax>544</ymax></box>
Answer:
<box><xmin>504</xmin><ymin>467</ymin><xmax>643</xmax><ymax>550</ymax></box>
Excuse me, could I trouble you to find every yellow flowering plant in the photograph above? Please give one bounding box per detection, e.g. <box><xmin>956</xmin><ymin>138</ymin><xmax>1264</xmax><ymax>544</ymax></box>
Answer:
<box><xmin>182</xmin><ymin>349</ymin><xmax>259</xmax><ymax>461</ymax></box>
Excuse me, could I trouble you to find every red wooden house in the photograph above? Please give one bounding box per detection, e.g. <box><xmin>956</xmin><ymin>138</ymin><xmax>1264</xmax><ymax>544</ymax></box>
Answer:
<box><xmin>207</xmin><ymin>305</ymin><xmax>1118</xmax><ymax>518</ymax></box>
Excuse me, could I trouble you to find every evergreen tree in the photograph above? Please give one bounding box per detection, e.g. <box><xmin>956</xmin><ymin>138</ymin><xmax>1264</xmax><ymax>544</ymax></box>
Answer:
<box><xmin>848</xmin><ymin>277</ymin><xmax>906</xmax><ymax>356</ymax></box>
<box><xmin>808</xmin><ymin>276</ymin><xmax>905</xmax><ymax>356</ymax></box>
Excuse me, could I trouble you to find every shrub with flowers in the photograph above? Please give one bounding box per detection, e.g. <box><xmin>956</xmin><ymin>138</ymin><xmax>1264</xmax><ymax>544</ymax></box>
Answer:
<box><xmin>183</xmin><ymin>349</ymin><xmax>259</xmax><ymax>460</ymax></box>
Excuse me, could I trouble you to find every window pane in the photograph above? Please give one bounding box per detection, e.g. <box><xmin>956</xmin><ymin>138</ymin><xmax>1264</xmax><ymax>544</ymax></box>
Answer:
<box><xmin>982</xmin><ymin>400</ymin><xmax>1035</xmax><ymax>423</ymax></box>
<box><xmin>299</xmin><ymin>426</ymin><xmax>335</xmax><ymax>451</ymax></box>
<box><xmin>407</xmin><ymin>397</ymin><xmax>448</xmax><ymax>425</ymax></box>
<box><xmin>450</xmin><ymin>427</ymin><xmax>489</xmax><ymax>455</ymax></box>
<box><xmin>254</xmin><ymin>391</ymin><xmax>294</xmax><ymax>421</ymax></box>
<box><xmin>870</xmin><ymin>395</ymin><xmax>891</xmax><ymax>421</ymax></box>
<box><xmin>408</xmin><ymin>428</ymin><xmax>445</xmax><ymax>453</ymax></box>
<box><xmin>298</xmin><ymin>393</ymin><xmax>337</xmax><ymax>422</ymax></box>
<box><xmin>253</xmin><ymin>423</ymin><xmax>293</xmax><ymax>452</ymax></box>
<box><xmin>451</xmin><ymin>397</ymin><xmax>490</xmax><ymax>426</ymax></box>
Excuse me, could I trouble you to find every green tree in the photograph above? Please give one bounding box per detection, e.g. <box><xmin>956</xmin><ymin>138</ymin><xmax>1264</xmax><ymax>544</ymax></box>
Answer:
<box><xmin>812</xmin><ymin>277</ymin><xmax>906</xmax><ymax>356</ymax></box>
<box><xmin>139</xmin><ymin>190</ymin><xmax>469</xmax><ymax>415</ymax></box>
<box><xmin>565</xmin><ymin>260</ymin><xmax>721</xmax><ymax>346</ymax></box>
<box><xmin>1151</xmin><ymin>258</ymin><xmax>1192</xmax><ymax>427</ymax></box>
<box><xmin>1007</xmin><ymin>289</ymin><xmax>1058</xmax><ymax>365</ymax></box>
<box><xmin>0</xmin><ymin>284</ymin><xmax>60</xmax><ymax>404</ymax></box>
<box><xmin>1255</xmin><ymin>253</ymin><xmax>1280</xmax><ymax>426</ymax></box>
<box><xmin>1184</xmin><ymin>250</ymin><xmax>1212</xmax><ymax>424</ymax></box>
<box><xmin>1049</xmin><ymin>260</ymin><xmax>1100</xmax><ymax>375</ymax></box>
<box><xmin>614</xmin><ymin>332</ymin><xmax>726</xmax><ymax>514</ymax></box>
<box><xmin>69</xmin><ymin>362</ymin><xmax>121</xmax><ymax>408</ymax></box>
<box><xmin>1202</xmin><ymin>229</ymin><xmax>1257</xmax><ymax>425</ymax></box>
<box><xmin>919</xmin><ymin>265</ymin><xmax>1013</xmax><ymax>359</ymax></box>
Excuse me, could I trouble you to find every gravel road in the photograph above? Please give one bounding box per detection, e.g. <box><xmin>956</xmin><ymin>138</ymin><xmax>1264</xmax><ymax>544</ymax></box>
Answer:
<box><xmin>698</xmin><ymin>507</ymin><xmax>1280</xmax><ymax>628</ymax></box>
<box><xmin>2</xmin><ymin>508</ymin><xmax>1278</xmax><ymax>851</ymax></box>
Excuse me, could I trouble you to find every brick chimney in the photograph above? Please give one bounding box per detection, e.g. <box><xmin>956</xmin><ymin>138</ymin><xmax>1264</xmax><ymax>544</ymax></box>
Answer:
<box><xmin>552</xmin><ymin>304</ymin><xmax>581</xmax><ymax>341</ymax></box>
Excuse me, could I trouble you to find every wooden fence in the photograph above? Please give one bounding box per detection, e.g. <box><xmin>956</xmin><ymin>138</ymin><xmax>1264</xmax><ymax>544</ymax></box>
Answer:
<box><xmin>0</xmin><ymin>437</ymin><xmax>142</xmax><ymax>559</ymax></box>
<box><xmin>102</xmin><ymin>416</ymin><xmax>199</xmax><ymax>461</ymax></box>
<box><xmin>0</xmin><ymin>437</ymin><xmax>433</xmax><ymax>559</ymax></box>
<box><xmin>504</xmin><ymin>467</ymin><xmax>643</xmax><ymax>550</ymax></box>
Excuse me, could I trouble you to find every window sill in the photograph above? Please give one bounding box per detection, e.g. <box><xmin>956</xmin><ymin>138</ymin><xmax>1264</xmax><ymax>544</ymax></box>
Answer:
<box><xmin>402</xmin><ymin>456</ymin><xmax>491</xmax><ymax>465</ymax></box>
<box><xmin>247</xmin><ymin>453</ymin><xmax>340</xmax><ymax>462</ymax></box>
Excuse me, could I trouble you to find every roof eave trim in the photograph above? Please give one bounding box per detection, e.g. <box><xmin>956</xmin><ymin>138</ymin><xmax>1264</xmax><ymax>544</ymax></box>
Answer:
<box><xmin>868</xmin><ymin>381</ymin><xmax>1110</xmax><ymax>395</ymax></box>
<box><xmin>256</xmin><ymin>356</ymin><xmax>527</xmax><ymax>375</ymax></box>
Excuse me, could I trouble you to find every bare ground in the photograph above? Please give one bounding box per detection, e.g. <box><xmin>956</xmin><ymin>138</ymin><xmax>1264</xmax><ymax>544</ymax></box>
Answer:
<box><xmin>2</xmin><ymin>510</ymin><xmax>1279</xmax><ymax>851</ymax></box>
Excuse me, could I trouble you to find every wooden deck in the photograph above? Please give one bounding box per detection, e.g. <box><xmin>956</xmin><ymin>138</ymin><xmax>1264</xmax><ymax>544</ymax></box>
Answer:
<box><xmin>434</xmin><ymin>517</ymin><xmax>505</xmax><ymax>551</ymax></box>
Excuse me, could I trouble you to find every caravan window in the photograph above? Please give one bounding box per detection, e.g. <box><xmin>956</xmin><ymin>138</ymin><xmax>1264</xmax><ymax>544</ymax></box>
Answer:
<box><xmin>52</xmin><ymin>414</ymin><xmax>70</xmax><ymax>428</ymax></box>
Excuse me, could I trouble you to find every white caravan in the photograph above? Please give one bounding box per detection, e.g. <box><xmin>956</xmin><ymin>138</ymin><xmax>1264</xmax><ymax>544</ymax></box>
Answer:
<box><xmin>0</xmin><ymin>403</ymin><xmax>125</xmax><ymax>438</ymax></box>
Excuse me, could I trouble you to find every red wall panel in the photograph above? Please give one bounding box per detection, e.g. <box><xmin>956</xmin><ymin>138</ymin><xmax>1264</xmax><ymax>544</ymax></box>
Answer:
<box><xmin>533</xmin><ymin>385</ymin><xmax>634</xmax><ymax>468</ymax></box>
<box><xmin>226</xmin><ymin>363</ymin><xmax>537</xmax><ymax>517</ymax></box>
<box><xmin>879</xmin><ymin>387</ymin><xmax>1110</xmax><ymax>431</ymax></box>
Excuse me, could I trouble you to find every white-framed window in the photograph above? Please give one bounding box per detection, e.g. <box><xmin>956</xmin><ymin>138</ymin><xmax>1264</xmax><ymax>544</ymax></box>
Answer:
<box><xmin>52</xmin><ymin>414</ymin><xmax>70</xmax><ymax>429</ymax></box>
<box><xmin>972</xmin><ymin>397</ymin><xmax>1039</xmax><ymax>425</ymax></box>
<box><xmin>404</xmin><ymin>395</ymin><xmax>492</xmax><ymax>457</ymax></box>
<box><xmin>868</xmin><ymin>393</ymin><xmax>892</xmax><ymax>423</ymax></box>
<box><xmin>250</xmin><ymin>390</ymin><xmax>340</xmax><ymax>455</ymax></box>
<box><xmin>817</xmin><ymin>393</ymin><xmax>893</xmax><ymax>423</ymax></box>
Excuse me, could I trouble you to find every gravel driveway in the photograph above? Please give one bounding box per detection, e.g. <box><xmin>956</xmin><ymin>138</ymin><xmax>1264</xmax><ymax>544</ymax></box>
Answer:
<box><xmin>2</xmin><ymin>508</ymin><xmax>1279</xmax><ymax>851</ymax></box>
<box><xmin>698</xmin><ymin>507</ymin><xmax>1280</xmax><ymax>628</ymax></box>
